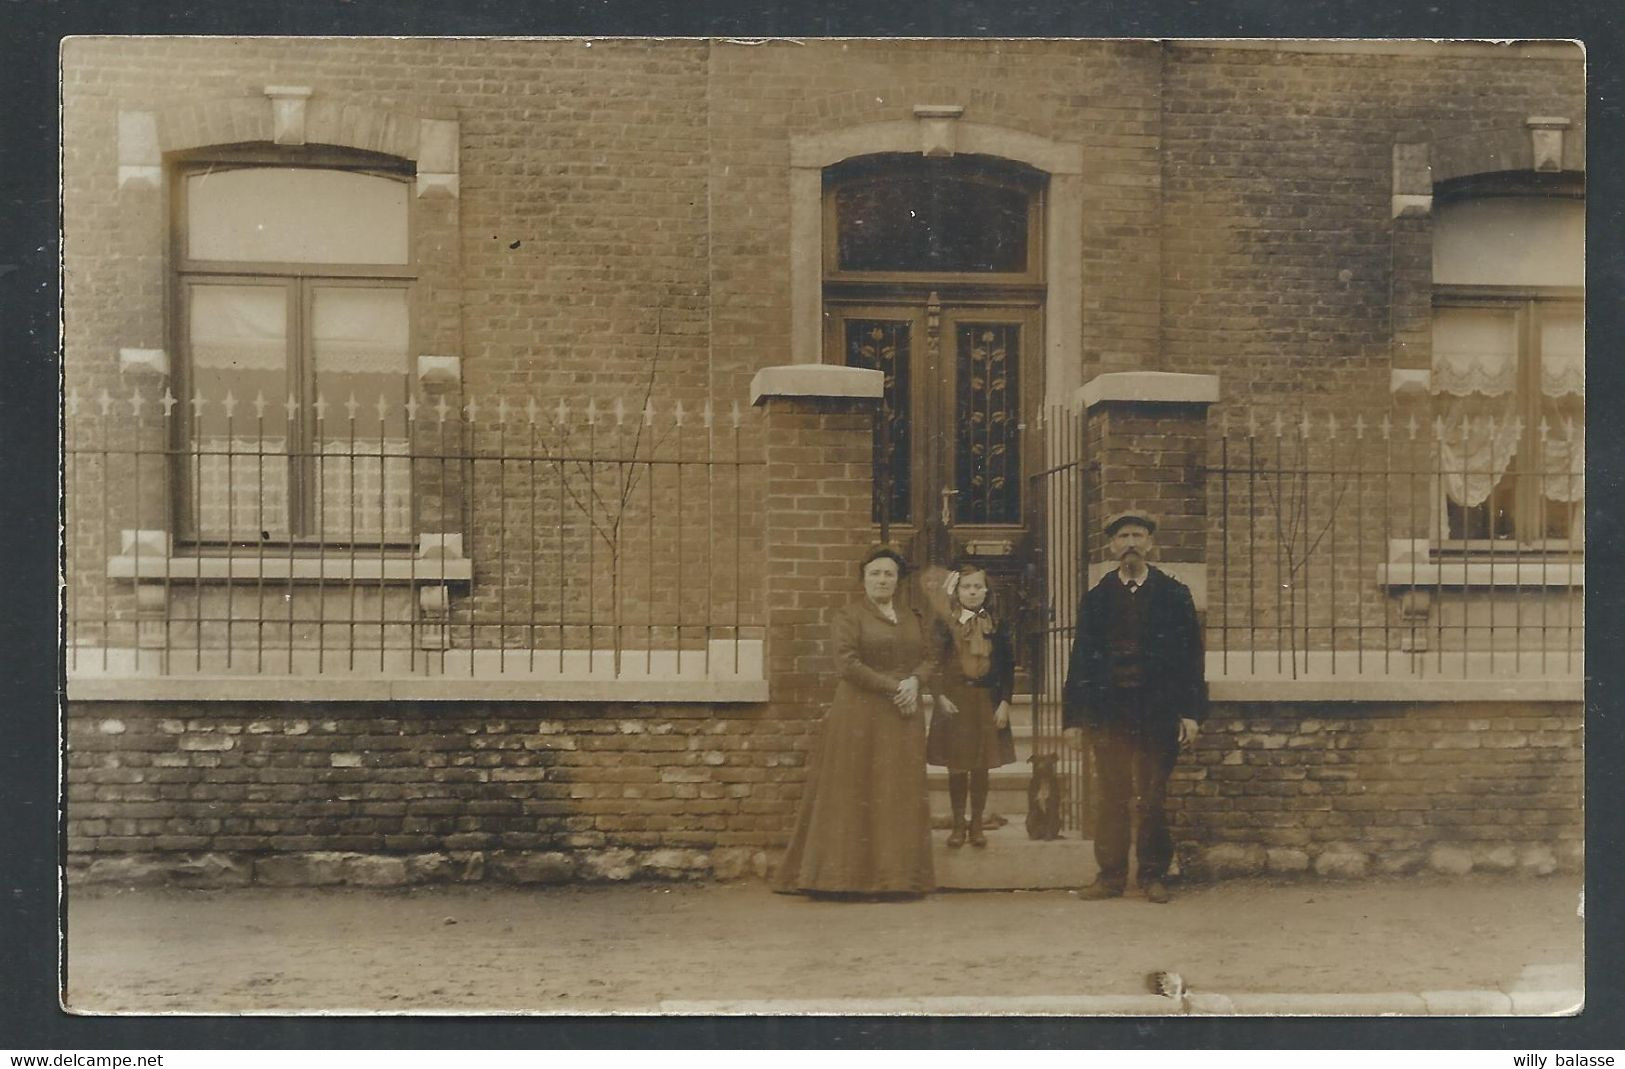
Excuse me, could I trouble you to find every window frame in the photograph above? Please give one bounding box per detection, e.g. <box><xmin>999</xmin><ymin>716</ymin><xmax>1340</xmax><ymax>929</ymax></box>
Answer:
<box><xmin>1430</xmin><ymin>285</ymin><xmax>1584</xmax><ymax>554</ymax></box>
<box><xmin>169</xmin><ymin>147</ymin><xmax>418</xmax><ymax>549</ymax></box>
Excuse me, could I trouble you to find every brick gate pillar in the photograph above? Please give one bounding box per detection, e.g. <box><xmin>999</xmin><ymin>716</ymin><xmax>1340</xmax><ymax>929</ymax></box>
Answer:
<box><xmin>749</xmin><ymin>364</ymin><xmax>883</xmax><ymax>837</ymax></box>
<box><xmin>1077</xmin><ymin>372</ymin><xmax>1220</xmax><ymax>600</ymax></box>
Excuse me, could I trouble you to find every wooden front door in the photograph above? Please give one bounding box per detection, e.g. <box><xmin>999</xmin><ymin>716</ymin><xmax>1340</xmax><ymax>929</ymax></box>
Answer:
<box><xmin>828</xmin><ymin>295</ymin><xmax>1042</xmax><ymax>636</ymax></box>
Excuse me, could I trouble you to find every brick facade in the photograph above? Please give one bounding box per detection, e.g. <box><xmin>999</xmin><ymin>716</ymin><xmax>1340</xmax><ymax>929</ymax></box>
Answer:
<box><xmin>62</xmin><ymin>38</ymin><xmax>1585</xmax><ymax>883</ymax></box>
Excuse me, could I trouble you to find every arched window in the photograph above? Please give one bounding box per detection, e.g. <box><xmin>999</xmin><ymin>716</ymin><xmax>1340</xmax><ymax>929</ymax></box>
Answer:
<box><xmin>1431</xmin><ymin>176</ymin><xmax>1583</xmax><ymax>545</ymax></box>
<box><xmin>174</xmin><ymin>147</ymin><xmax>415</xmax><ymax>544</ymax></box>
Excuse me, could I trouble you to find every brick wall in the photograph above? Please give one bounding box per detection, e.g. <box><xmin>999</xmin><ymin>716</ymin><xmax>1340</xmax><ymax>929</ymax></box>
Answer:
<box><xmin>65</xmin><ymin>700</ymin><xmax>791</xmax><ymax>885</ymax></box>
<box><xmin>1170</xmin><ymin>700</ymin><xmax>1584</xmax><ymax>878</ymax></box>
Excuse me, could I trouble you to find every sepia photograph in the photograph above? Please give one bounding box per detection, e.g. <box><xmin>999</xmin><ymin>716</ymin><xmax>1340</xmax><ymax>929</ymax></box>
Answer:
<box><xmin>56</xmin><ymin>34</ymin><xmax>1586</xmax><ymax>1018</ymax></box>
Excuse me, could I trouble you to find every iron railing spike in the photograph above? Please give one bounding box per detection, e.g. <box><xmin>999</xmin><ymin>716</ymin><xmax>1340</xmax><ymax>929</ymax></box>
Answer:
<box><xmin>252</xmin><ymin>391</ymin><xmax>267</xmax><ymax>418</ymax></box>
<box><xmin>404</xmin><ymin>395</ymin><xmax>420</xmax><ymax>422</ymax></box>
<box><xmin>284</xmin><ymin>394</ymin><xmax>300</xmax><ymax>421</ymax></box>
<box><xmin>585</xmin><ymin>398</ymin><xmax>598</xmax><ymax>425</ymax></box>
<box><xmin>189</xmin><ymin>392</ymin><xmax>207</xmax><ymax>417</ymax></box>
<box><xmin>614</xmin><ymin>397</ymin><xmax>625</xmax><ymax>426</ymax></box>
<box><xmin>496</xmin><ymin>396</ymin><xmax>510</xmax><ymax>424</ymax></box>
<box><xmin>66</xmin><ymin>389</ymin><xmax>81</xmax><ymax>416</ymax></box>
<box><xmin>313</xmin><ymin>394</ymin><xmax>330</xmax><ymax>421</ymax></box>
<box><xmin>556</xmin><ymin>398</ymin><xmax>569</xmax><ymax>425</ymax></box>
<box><xmin>703</xmin><ymin>400</ymin><xmax>714</xmax><ymax>428</ymax></box>
<box><xmin>162</xmin><ymin>389</ymin><xmax>179</xmax><ymax>418</ymax></box>
<box><xmin>644</xmin><ymin>399</ymin><xmax>655</xmax><ymax>426</ymax></box>
<box><xmin>464</xmin><ymin>397</ymin><xmax>478</xmax><ymax>423</ymax></box>
<box><xmin>344</xmin><ymin>393</ymin><xmax>360</xmax><ymax>420</ymax></box>
<box><xmin>730</xmin><ymin>400</ymin><xmax>741</xmax><ymax>428</ymax></box>
<box><xmin>1353</xmin><ymin>413</ymin><xmax>1365</xmax><ymax>439</ymax></box>
<box><xmin>129</xmin><ymin>388</ymin><xmax>147</xmax><ymax>416</ymax></box>
<box><xmin>434</xmin><ymin>395</ymin><xmax>450</xmax><ymax>423</ymax></box>
<box><xmin>1406</xmin><ymin>413</ymin><xmax>1418</xmax><ymax>439</ymax></box>
<box><xmin>674</xmin><ymin>399</ymin><xmax>686</xmax><ymax>426</ymax></box>
<box><xmin>221</xmin><ymin>390</ymin><xmax>237</xmax><ymax>418</ymax></box>
<box><xmin>526</xmin><ymin>397</ymin><xmax>540</xmax><ymax>425</ymax></box>
<box><xmin>374</xmin><ymin>393</ymin><xmax>390</xmax><ymax>421</ymax></box>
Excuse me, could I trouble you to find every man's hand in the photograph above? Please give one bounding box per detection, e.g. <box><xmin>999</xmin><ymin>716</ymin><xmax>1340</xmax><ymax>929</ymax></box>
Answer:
<box><xmin>993</xmin><ymin>701</ymin><xmax>1010</xmax><ymax>729</ymax></box>
<box><xmin>1062</xmin><ymin>726</ymin><xmax>1086</xmax><ymax>752</ymax></box>
<box><xmin>1178</xmin><ymin>717</ymin><xmax>1200</xmax><ymax>746</ymax></box>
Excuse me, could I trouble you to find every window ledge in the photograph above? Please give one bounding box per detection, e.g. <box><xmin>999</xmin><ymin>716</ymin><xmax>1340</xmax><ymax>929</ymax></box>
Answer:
<box><xmin>65</xmin><ymin>675</ymin><xmax>769</xmax><ymax>703</ymax></box>
<box><xmin>1209</xmin><ymin>677</ymin><xmax>1583</xmax><ymax>703</ymax></box>
<box><xmin>1376</xmin><ymin>561</ymin><xmax>1582</xmax><ymax>588</ymax></box>
<box><xmin>106</xmin><ymin>555</ymin><xmax>473</xmax><ymax>583</ymax></box>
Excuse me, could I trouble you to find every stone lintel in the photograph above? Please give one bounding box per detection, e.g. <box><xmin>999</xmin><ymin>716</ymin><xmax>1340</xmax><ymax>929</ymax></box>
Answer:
<box><xmin>750</xmin><ymin>364</ymin><xmax>883</xmax><ymax>406</ymax></box>
<box><xmin>1390</xmin><ymin>367</ymin><xmax>1431</xmax><ymax>395</ymax></box>
<box><xmin>1076</xmin><ymin>372</ymin><xmax>1220</xmax><ymax>410</ymax></box>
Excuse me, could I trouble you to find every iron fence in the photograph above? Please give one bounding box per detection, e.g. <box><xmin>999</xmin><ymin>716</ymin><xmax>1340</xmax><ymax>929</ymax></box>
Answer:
<box><xmin>65</xmin><ymin>386</ymin><xmax>767</xmax><ymax>682</ymax></box>
<box><xmin>1209</xmin><ymin>406</ymin><xmax>1584</xmax><ymax>680</ymax></box>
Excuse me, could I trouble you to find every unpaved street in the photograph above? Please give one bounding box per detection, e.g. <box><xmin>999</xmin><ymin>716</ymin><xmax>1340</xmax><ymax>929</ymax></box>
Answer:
<box><xmin>63</xmin><ymin>874</ymin><xmax>1583</xmax><ymax>1014</ymax></box>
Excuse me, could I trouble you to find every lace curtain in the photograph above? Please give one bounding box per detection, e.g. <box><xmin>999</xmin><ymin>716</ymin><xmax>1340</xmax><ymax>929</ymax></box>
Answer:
<box><xmin>1432</xmin><ymin>306</ymin><xmax>1584</xmax><ymax>509</ymax></box>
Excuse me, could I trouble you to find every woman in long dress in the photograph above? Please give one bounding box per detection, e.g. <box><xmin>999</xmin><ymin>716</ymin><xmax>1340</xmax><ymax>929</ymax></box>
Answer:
<box><xmin>773</xmin><ymin>544</ymin><xmax>938</xmax><ymax>897</ymax></box>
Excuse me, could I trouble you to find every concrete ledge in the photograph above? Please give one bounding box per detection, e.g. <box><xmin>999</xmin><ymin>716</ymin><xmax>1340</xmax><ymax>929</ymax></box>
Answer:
<box><xmin>1508</xmin><ymin>989</ymin><xmax>1585</xmax><ymax>1015</ymax></box>
<box><xmin>1420</xmin><ymin>989</ymin><xmax>1514</xmax><ymax>1015</ymax></box>
<box><xmin>1223</xmin><ymin>991</ymin><xmax>1429</xmax><ymax>1015</ymax></box>
<box><xmin>660</xmin><ymin>994</ymin><xmax>1180</xmax><ymax>1015</ymax></box>
<box><xmin>1208</xmin><ymin>678</ymin><xmax>1584</xmax><ymax>702</ymax></box>
<box><xmin>1076</xmin><ymin>372</ymin><xmax>1220</xmax><ymax>410</ymax></box>
<box><xmin>750</xmin><ymin>364</ymin><xmax>883</xmax><ymax>405</ymax></box>
<box><xmin>106</xmin><ymin>555</ymin><xmax>473</xmax><ymax>583</ymax></box>
<box><xmin>658</xmin><ymin>988</ymin><xmax>1580</xmax><ymax>1016</ymax></box>
<box><xmin>65</xmin><ymin>676</ymin><xmax>770</xmax><ymax>704</ymax></box>
<box><xmin>1376</xmin><ymin>561</ymin><xmax>1583</xmax><ymax>588</ymax></box>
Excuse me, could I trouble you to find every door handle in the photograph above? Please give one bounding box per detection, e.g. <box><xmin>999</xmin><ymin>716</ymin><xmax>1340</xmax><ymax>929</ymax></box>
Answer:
<box><xmin>939</xmin><ymin>487</ymin><xmax>959</xmax><ymax>527</ymax></box>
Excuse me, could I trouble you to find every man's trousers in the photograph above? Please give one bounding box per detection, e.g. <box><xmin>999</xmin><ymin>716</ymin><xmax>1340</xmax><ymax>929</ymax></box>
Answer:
<box><xmin>1089</xmin><ymin>704</ymin><xmax>1180</xmax><ymax>888</ymax></box>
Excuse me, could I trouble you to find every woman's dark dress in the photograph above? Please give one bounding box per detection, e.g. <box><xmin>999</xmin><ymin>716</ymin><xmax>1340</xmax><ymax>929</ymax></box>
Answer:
<box><xmin>773</xmin><ymin>598</ymin><xmax>937</xmax><ymax>895</ymax></box>
<box><xmin>926</xmin><ymin>610</ymin><xmax>1017</xmax><ymax>770</ymax></box>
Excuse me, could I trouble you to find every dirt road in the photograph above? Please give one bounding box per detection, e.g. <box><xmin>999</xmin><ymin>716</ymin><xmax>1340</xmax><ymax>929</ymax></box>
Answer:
<box><xmin>64</xmin><ymin>875</ymin><xmax>1583</xmax><ymax>1014</ymax></box>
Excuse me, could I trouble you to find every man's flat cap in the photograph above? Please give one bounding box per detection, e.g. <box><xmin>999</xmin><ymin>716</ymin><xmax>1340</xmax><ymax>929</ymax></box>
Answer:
<box><xmin>1103</xmin><ymin>510</ymin><xmax>1157</xmax><ymax>536</ymax></box>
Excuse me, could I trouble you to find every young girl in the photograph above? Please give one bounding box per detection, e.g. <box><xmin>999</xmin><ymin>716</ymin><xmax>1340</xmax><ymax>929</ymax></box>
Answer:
<box><xmin>926</xmin><ymin>562</ymin><xmax>1017</xmax><ymax>848</ymax></box>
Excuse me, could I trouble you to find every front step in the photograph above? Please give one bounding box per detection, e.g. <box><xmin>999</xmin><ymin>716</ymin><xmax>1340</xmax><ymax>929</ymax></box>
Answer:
<box><xmin>932</xmin><ymin>823</ymin><xmax>1096</xmax><ymax>890</ymax></box>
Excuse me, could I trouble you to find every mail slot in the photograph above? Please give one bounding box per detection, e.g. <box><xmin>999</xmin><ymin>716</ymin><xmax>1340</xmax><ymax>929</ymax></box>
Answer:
<box><xmin>963</xmin><ymin>539</ymin><xmax>1014</xmax><ymax>558</ymax></box>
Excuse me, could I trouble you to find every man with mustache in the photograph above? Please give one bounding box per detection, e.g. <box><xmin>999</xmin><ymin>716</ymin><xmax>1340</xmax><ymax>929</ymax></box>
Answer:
<box><xmin>1062</xmin><ymin>510</ymin><xmax>1207</xmax><ymax>903</ymax></box>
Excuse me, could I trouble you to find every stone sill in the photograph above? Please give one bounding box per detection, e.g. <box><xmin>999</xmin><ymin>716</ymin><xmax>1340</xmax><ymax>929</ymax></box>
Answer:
<box><xmin>1376</xmin><ymin>562</ymin><xmax>1583</xmax><ymax>588</ymax></box>
<box><xmin>107</xmin><ymin>555</ymin><xmax>473</xmax><ymax>583</ymax></box>
<box><xmin>1209</xmin><ymin>678</ymin><xmax>1583</xmax><ymax>703</ymax></box>
<box><xmin>65</xmin><ymin>676</ymin><xmax>769</xmax><ymax>704</ymax></box>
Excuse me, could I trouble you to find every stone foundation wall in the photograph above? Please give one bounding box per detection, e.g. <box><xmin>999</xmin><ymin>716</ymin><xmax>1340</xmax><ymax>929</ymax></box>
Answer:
<box><xmin>1170</xmin><ymin>699</ymin><xmax>1584</xmax><ymax>880</ymax></box>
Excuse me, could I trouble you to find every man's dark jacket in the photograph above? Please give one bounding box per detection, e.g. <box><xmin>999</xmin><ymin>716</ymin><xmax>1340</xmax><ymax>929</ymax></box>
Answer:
<box><xmin>1061</xmin><ymin>565</ymin><xmax>1208</xmax><ymax>732</ymax></box>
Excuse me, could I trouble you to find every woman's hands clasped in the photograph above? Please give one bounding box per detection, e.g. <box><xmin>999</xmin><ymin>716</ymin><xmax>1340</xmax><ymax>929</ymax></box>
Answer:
<box><xmin>893</xmin><ymin>675</ymin><xmax>921</xmax><ymax>718</ymax></box>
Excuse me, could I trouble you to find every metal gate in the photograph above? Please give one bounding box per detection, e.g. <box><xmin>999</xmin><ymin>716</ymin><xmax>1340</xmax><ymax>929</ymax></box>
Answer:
<box><xmin>1025</xmin><ymin>404</ymin><xmax>1093</xmax><ymax>835</ymax></box>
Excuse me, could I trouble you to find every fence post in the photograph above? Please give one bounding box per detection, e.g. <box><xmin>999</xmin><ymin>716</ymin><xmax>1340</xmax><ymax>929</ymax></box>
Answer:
<box><xmin>1075</xmin><ymin>372</ymin><xmax>1220</xmax><ymax>604</ymax></box>
<box><xmin>750</xmin><ymin>365</ymin><xmax>883</xmax><ymax>838</ymax></box>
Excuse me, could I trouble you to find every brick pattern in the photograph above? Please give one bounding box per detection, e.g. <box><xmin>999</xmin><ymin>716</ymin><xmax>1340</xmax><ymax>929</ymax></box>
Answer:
<box><xmin>1170</xmin><ymin>700</ymin><xmax>1584</xmax><ymax>876</ymax></box>
<box><xmin>1085</xmin><ymin>402</ymin><xmax>1210</xmax><ymax>566</ymax></box>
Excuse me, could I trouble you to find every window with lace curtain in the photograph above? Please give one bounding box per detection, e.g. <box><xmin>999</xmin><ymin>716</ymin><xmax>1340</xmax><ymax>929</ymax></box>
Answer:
<box><xmin>1431</xmin><ymin>188</ymin><xmax>1583</xmax><ymax>548</ymax></box>
<box><xmin>174</xmin><ymin>149</ymin><xmax>415</xmax><ymax>546</ymax></box>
